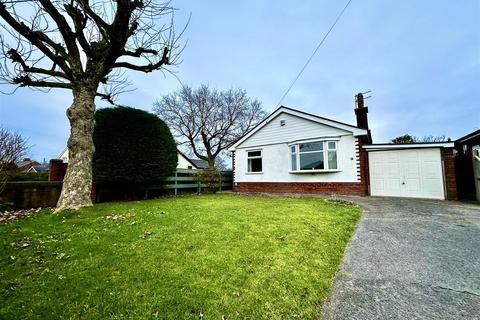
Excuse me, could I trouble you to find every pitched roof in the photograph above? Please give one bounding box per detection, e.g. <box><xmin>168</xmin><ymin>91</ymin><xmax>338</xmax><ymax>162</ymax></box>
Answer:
<box><xmin>177</xmin><ymin>150</ymin><xmax>209</xmax><ymax>169</ymax></box>
<box><xmin>230</xmin><ymin>106</ymin><xmax>369</xmax><ymax>150</ymax></box>
<box><xmin>456</xmin><ymin>129</ymin><xmax>480</xmax><ymax>144</ymax></box>
<box><xmin>190</xmin><ymin>159</ymin><xmax>209</xmax><ymax>169</ymax></box>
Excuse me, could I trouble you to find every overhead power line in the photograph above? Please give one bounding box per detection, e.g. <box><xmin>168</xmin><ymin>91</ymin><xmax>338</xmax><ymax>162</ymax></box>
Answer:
<box><xmin>276</xmin><ymin>0</ymin><xmax>353</xmax><ymax>107</ymax></box>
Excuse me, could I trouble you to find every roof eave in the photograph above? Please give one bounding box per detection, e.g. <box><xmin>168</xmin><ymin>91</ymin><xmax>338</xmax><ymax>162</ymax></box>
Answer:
<box><xmin>363</xmin><ymin>142</ymin><xmax>455</xmax><ymax>151</ymax></box>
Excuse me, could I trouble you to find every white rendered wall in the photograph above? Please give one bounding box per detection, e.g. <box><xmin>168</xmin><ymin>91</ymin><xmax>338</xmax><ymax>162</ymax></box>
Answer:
<box><xmin>177</xmin><ymin>153</ymin><xmax>194</xmax><ymax>169</ymax></box>
<box><xmin>234</xmin><ymin>134</ymin><xmax>359</xmax><ymax>183</ymax></box>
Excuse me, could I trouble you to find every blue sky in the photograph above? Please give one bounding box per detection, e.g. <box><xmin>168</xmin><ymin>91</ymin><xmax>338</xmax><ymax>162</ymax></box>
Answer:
<box><xmin>1</xmin><ymin>0</ymin><xmax>479</xmax><ymax>161</ymax></box>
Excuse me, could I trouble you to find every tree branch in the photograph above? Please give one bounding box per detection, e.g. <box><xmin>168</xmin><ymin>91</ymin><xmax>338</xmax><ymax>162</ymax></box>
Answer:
<box><xmin>113</xmin><ymin>47</ymin><xmax>169</xmax><ymax>73</ymax></box>
<box><xmin>12</xmin><ymin>75</ymin><xmax>71</xmax><ymax>89</ymax></box>
<box><xmin>0</xmin><ymin>2</ymin><xmax>71</xmax><ymax>75</ymax></box>
<box><xmin>37</xmin><ymin>0</ymin><xmax>80</xmax><ymax>61</ymax></box>
<box><xmin>7</xmin><ymin>48</ymin><xmax>69</xmax><ymax>79</ymax></box>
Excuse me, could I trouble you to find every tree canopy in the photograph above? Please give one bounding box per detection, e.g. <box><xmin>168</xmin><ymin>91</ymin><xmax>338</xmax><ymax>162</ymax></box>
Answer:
<box><xmin>0</xmin><ymin>0</ymin><xmax>183</xmax><ymax>210</ymax></box>
<box><xmin>0</xmin><ymin>127</ymin><xmax>29</xmax><ymax>193</ymax></box>
<box><xmin>391</xmin><ymin>134</ymin><xmax>448</xmax><ymax>144</ymax></box>
<box><xmin>154</xmin><ymin>84</ymin><xmax>266</xmax><ymax>168</ymax></box>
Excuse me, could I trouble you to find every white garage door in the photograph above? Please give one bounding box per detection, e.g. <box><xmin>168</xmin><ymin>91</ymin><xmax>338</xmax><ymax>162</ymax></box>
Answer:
<box><xmin>369</xmin><ymin>148</ymin><xmax>445</xmax><ymax>199</ymax></box>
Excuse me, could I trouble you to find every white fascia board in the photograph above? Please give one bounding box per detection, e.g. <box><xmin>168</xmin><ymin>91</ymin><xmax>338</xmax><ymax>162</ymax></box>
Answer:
<box><xmin>363</xmin><ymin>142</ymin><xmax>455</xmax><ymax>151</ymax></box>
<box><xmin>228</xmin><ymin>107</ymin><xmax>367</xmax><ymax>151</ymax></box>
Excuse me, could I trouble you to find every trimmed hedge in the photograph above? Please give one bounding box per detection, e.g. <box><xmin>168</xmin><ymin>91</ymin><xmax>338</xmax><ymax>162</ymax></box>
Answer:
<box><xmin>93</xmin><ymin>106</ymin><xmax>178</xmax><ymax>185</ymax></box>
<box><xmin>6</xmin><ymin>172</ymin><xmax>48</xmax><ymax>181</ymax></box>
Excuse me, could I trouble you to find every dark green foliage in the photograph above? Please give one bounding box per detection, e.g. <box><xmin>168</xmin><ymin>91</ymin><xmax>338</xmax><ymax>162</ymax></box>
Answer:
<box><xmin>391</xmin><ymin>134</ymin><xmax>416</xmax><ymax>144</ymax></box>
<box><xmin>194</xmin><ymin>168</ymin><xmax>222</xmax><ymax>193</ymax></box>
<box><xmin>6</xmin><ymin>172</ymin><xmax>48</xmax><ymax>181</ymax></box>
<box><xmin>93</xmin><ymin>106</ymin><xmax>177</xmax><ymax>185</ymax></box>
<box><xmin>0</xmin><ymin>202</ymin><xmax>14</xmax><ymax>212</ymax></box>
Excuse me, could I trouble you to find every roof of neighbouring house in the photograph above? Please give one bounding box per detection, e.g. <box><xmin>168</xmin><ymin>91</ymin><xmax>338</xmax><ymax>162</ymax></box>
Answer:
<box><xmin>229</xmin><ymin>106</ymin><xmax>369</xmax><ymax>150</ymax></box>
<box><xmin>178</xmin><ymin>150</ymin><xmax>209</xmax><ymax>169</ymax></box>
<box><xmin>189</xmin><ymin>159</ymin><xmax>209</xmax><ymax>169</ymax></box>
<box><xmin>16</xmin><ymin>158</ymin><xmax>41</xmax><ymax>171</ymax></box>
<box><xmin>456</xmin><ymin>129</ymin><xmax>480</xmax><ymax>144</ymax></box>
<box><xmin>33</xmin><ymin>163</ymin><xmax>50</xmax><ymax>172</ymax></box>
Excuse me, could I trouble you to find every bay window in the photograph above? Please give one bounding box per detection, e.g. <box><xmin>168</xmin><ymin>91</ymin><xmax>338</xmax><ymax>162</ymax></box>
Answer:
<box><xmin>290</xmin><ymin>141</ymin><xmax>338</xmax><ymax>172</ymax></box>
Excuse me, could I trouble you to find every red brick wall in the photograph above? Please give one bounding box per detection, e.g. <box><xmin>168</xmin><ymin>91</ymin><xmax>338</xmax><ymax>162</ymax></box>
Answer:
<box><xmin>442</xmin><ymin>147</ymin><xmax>458</xmax><ymax>200</ymax></box>
<box><xmin>234</xmin><ymin>182</ymin><xmax>367</xmax><ymax>196</ymax></box>
<box><xmin>48</xmin><ymin>159</ymin><xmax>68</xmax><ymax>181</ymax></box>
<box><xmin>91</xmin><ymin>183</ymin><xmax>97</xmax><ymax>203</ymax></box>
<box><xmin>357</xmin><ymin>138</ymin><xmax>370</xmax><ymax>195</ymax></box>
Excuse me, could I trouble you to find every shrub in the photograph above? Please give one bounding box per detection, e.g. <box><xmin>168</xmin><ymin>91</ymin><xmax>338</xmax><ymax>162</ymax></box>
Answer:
<box><xmin>93</xmin><ymin>106</ymin><xmax>178</xmax><ymax>185</ymax></box>
<box><xmin>0</xmin><ymin>202</ymin><xmax>14</xmax><ymax>212</ymax></box>
<box><xmin>7</xmin><ymin>172</ymin><xmax>48</xmax><ymax>181</ymax></box>
<box><xmin>194</xmin><ymin>168</ymin><xmax>222</xmax><ymax>193</ymax></box>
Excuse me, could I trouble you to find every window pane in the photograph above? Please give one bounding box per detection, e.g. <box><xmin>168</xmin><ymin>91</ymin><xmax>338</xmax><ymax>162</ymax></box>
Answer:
<box><xmin>290</xmin><ymin>146</ymin><xmax>296</xmax><ymax>154</ymax></box>
<box><xmin>328</xmin><ymin>150</ymin><xmax>337</xmax><ymax>169</ymax></box>
<box><xmin>248</xmin><ymin>158</ymin><xmax>262</xmax><ymax>172</ymax></box>
<box><xmin>300</xmin><ymin>152</ymin><xmax>324</xmax><ymax>170</ymax></box>
<box><xmin>291</xmin><ymin>153</ymin><xmax>297</xmax><ymax>171</ymax></box>
<box><xmin>299</xmin><ymin>142</ymin><xmax>323</xmax><ymax>152</ymax></box>
<box><xmin>328</xmin><ymin>141</ymin><xmax>336</xmax><ymax>150</ymax></box>
<box><xmin>248</xmin><ymin>151</ymin><xmax>261</xmax><ymax>157</ymax></box>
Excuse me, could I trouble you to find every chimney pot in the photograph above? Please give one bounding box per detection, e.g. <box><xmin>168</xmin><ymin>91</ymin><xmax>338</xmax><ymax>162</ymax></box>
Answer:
<box><xmin>355</xmin><ymin>93</ymin><xmax>364</xmax><ymax>109</ymax></box>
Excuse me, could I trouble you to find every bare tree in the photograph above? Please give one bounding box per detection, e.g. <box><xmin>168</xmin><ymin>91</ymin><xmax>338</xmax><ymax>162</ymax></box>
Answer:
<box><xmin>154</xmin><ymin>85</ymin><xmax>266</xmax><ymax>168</ymax></box>
<box><xmin>0</xmin><ymin>127</ymin><xmax>29</xmax><ymax>194</ymax></box>
<box><xmin>0</xmin><ymin>0</ymin><xmax>184</xmax><ymax>210</ymax></box>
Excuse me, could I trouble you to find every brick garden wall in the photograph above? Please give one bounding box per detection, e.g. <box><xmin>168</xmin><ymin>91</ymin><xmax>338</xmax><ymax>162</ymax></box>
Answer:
<box><xmin>442</xmin><ymin>147</ymin><xmax>458</xmax><ymax>200</ymax></box>
<box><xmin>234</xmin><ymin>182</ymin><xmax>367</xmax><ymax>196</ymax></box>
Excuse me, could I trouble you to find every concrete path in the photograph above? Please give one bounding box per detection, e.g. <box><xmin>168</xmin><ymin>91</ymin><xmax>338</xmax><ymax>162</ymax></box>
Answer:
<box><xmin>321</xmin><ymin>197</ymin><xmax>480</xmax><ymax>320</ymax></box>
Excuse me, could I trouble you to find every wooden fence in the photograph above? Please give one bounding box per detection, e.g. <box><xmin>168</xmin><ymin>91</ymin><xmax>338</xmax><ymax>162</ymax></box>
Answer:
<box><xmin>2</xmin><ymin>170</ymin><xmax>233</xmax><ymax>209</ymax></box>
<box><xmin>95</xmin><ymin>169</ymin><xmax>233</xmax><ymax>202</ymax></box>
<box><xmin>163</xmin><ymin>169</ymin><xmax>233</xmax><ymax>195</ymax></box>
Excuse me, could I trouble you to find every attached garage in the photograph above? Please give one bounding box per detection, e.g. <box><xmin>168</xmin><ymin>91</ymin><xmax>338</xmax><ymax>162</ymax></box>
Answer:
<box><xmin>364</xmin><ymin>142</ymin><xmax>456</xmax><ymax>200</ymax></box>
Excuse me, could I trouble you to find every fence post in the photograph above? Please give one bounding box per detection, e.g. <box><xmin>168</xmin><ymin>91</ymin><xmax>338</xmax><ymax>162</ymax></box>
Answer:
<box><xmin>174</xmin><ymin>170</ymin><xmax>178</xmax><ymax>196</ymax></box>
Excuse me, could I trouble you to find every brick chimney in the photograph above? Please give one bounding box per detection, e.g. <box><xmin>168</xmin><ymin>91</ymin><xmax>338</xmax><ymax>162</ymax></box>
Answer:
<box><xmin>49</xmin><ymin>159</ymin><xmax>67</xmax><ymax>181</ymax></box>
<box><xmin>354</xmin><ymin>92</ymin><xmax>369</xmax><ymax>130</ymax></box>
<box><xmin>354</xmin><ymin>92</ymin><xmax>372</xmax><ymax>144</ymax></box>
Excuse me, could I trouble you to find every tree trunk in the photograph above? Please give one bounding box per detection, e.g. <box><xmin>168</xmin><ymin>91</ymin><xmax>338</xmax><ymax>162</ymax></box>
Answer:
<box><xmin>208</xmin><ymin>157</ymin><xmax>215</xmax><ymax>170</ymax></box>
<box><xmin>55</xmin><ymin>88</ymin><xmax>96</xmax><ymax>211</ymax></box>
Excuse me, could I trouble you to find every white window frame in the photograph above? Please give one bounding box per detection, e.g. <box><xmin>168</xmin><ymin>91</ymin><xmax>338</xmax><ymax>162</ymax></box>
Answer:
<box><xmin>246</xmin><ymin>149</ymin><xmax>263</xmax><ymax>174</ymax></box>
<box><xmin>289</xmin><ymin>140</ymin><xmax>340</xmax><ymax>173</ymax></box>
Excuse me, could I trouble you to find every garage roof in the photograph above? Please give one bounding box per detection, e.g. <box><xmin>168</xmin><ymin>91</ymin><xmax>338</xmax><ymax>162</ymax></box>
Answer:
<box><xmin>363</xmin><ymin>142</ymin><xmax>454</xmax><ymax>151</ymax></box>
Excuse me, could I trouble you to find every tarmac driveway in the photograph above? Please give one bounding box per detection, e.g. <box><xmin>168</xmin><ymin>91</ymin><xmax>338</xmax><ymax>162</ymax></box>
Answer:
<box><xmin>321</xmin><ymin>197</ymin><xmax>480</xmax><ymax>320</ymax></box>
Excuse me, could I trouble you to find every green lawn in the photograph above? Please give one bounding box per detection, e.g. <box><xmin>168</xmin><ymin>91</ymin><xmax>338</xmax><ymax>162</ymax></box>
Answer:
<box><xmin>0</xmin><ymin>194</ymin><xmax>360</xmax><ymax>319</ymax></box>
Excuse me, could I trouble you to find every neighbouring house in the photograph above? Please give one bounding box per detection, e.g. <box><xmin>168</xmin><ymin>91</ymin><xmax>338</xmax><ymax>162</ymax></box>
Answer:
<box><xmin>26</xmin><ymin>162</ymin><xmax>49</xmax><ymax>173</ymax></box>
<box><xmin>16</xmin><ymin>158</ymin><xmax>41</xmax><ymax>172</ymax></box>
<box><xmin>177</xmin><ymin>151</ymin><xmax>209</xmax><ymax>170</ymax></box>
<box><xmin>58</xmin><ymin>147</ymin><xmax>69</xmax><ymax>163</ymax></box>
<box><xmin>229</xmin><ymin>93</ymin><xmax>458</xmax><ymax>200</ymax></box>
<box><xmin>455</xmin><ymin>129</ymin><xmax>480</xmax><ymax>201</ymax></box>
